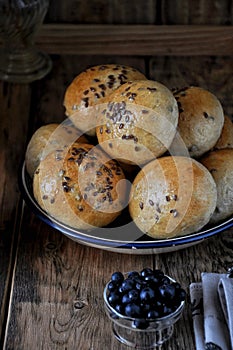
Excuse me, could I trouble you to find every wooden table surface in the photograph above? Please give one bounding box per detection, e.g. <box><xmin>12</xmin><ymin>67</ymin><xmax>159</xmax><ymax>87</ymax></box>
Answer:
<box><xmin>0</xmin><ymin>53</ymin><xmax>233</xmax><ymax>350</ymax></box>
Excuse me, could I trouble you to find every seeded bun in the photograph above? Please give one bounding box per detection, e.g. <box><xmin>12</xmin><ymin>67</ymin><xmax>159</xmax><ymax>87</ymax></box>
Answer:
<box><xmin>129</xmin><ymin>156</ymin><xmax>217</xmax><ymax>239</ymax></box>
<box><xmin>96</xmin><ymin>80</ymin><xmax>179</xmax><ymax>165</ymax></box>
<box><xmin>214</xmin><ymin>115</ymin><xmax>233</xmax><ymax>150</ymax></box>
<box><xmin>200</xmin><ymin>149</ymin><xmax>233</xmax><ymax>224</ymax></box>
<box><xmin>172</xmin><ymin>86</ymin><xmax>224</xmax><ymax>158</ymax></box>
<box><xmin>33</xmin><ymin>142</ymin><xmax>127</xmax><ymax>230</ymax></box>
<box><xmin>25</xmin><ymin>122</ymin><xmax>88</xmax><ymax>178</ymax></box>
<box><xmin>63</xmin><ymin>64</ymin><xmax>146</xmax><ymax>136</ymax></box>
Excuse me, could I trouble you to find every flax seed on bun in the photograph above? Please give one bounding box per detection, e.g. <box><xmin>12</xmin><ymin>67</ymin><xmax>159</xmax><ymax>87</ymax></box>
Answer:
<box><xmin>33</xmin><ymin>142</ymin><xmax>127</xmax><ymax>230</ymax></box>
<box><xmin>129</xmin><ymin>156</ymin><xmax>217</xmax><ymax>239</ymax></box>
<box><xmin>172</xmin><ymin>86</ymin><xmax>224</xmax><ymax>158</ymax></box>
<box><xmin>63</xmin><ymin>64</ymin><xmax>146</xmax><ymax>136</ymax></box>
<box><xmin>96</xmin><ymin>80</ymin><xmax>179</xmax><ymax>165</ymax></box>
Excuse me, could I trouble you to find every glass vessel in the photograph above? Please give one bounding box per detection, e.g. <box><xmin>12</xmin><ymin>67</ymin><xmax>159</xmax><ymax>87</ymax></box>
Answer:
<box><xmin>103</xmin><ymin>274</ymin><xmax>185</xmax><ymax>349</ymax></box>
<box><xmin>0</xmin><ymin>0</ymin><xmax>52</xmax><ymax>83</ymax></box>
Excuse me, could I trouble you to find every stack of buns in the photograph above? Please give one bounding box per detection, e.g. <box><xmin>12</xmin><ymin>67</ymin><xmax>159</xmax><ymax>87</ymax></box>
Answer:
<box><xmin>25</xmin><ymin>63</ymin><xmax>233</xmax><ymax>239</ymax></box>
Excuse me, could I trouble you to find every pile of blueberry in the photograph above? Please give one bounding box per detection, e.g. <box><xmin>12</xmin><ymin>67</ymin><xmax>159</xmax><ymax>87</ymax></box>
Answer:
<box><xmin>106</xmin><ymin>268</ymin><xmax>186</xmax><ymax>329</ymax></box>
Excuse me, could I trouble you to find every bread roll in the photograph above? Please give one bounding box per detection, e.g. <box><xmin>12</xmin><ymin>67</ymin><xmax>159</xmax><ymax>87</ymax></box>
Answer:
<box><xmin>33</xmin><ymin>142</ymin><xmax>127</xmax><ymax>230</ymax></box>
<box><xmin>200</xmin><ymin>149</ymin><xmax>233</xmax><ymax>224</ymax></box>
<box><xmin>25</xmin><ymin>122</ymin><xmax>88</xmax><ymax>178</ymax></box>
<box><xmin>214</xmin><ymin>115</ymin><xmax>233</xmax><ymax>150</ymax></box>
<box><xmin>63</xmin><ymin>64</ymin><xmax>146</xmax><ymax>136</ymax></box>
<box><xmin>172</xmin><ymin>86</ymin><xmax>224</xmax><ymax>157</ymax></box>
<box><xmin>129</xmin><ymin>156</ymin><xmax>217</xmax><ymax>239</ymax></box>
<box><xmin>96</xmin><ymin>80</ymin><xmax>179</xmax><ymax>165</ymax></box>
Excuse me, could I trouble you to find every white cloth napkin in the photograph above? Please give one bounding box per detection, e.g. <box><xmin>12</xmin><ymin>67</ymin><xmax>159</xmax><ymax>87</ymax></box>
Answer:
<box><xmin>190</xmin><ymin>272</ymin><xmax>233</xmax><ymax>350</ymax></box>
<box><xmin>218</xmin><ymin>277</ymin><xmax>233</xmax><ymax>347</ymax></box>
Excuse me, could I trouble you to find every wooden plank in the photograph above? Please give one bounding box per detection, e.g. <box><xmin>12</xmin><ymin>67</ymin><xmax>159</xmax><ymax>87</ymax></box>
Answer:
<box><xmin>148</xmin><ymin>56</ymin><xmax>233</xmax><ymax>118</ymax></box>
<box><xmin>47</xmin><ymin>0</ymin><xmax>113</xmax><ymax>23</ymax></box>
<box><xmin>161</xmin><ymin>0</ymin><xmax>233</xmax><ymax>25</ymax></box>
<box><xmin>4</xmin><ymin>208</ymin><xmax>233</xmax><ymax>349</ymax></box>
<box><xmin>2</xmin><ymin>53</ymin><xmax>233</xmax><ymax>349</ymax></box>
<box><xmin>2</xmin><ymin>53</ymin><xmax>233</xmax><ymax>350</ymax></box>
<box><xmin>47</xmin><ymin>0</ymin><xmax>157</xmax><ymax>24</ymax></box>
<box><xmin>31</xmin><ymin>24</ymin><xmax>233</xmax><ymax>56</ymax></box>
<box><xmin>4</xmin><ymin>207</ymin><xmax>155</xmax><ymax>350</ymax></box>
<box><xmin>1</xmin><ymin>55</ymin><xmax>148</xmax><ymax>350</ymax></box>
<box><xmin>0</xmin><ymin>82</ymin><xmax>31</xmax><ymax>343</ymax></box>
<box><xmin>109</xmin><ymin>0</ymin><xmax>156</xmax><ymax>24</ymax></box>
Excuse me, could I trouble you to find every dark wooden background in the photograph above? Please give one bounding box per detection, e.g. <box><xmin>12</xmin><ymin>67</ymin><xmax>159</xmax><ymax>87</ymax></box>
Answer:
<box><xmin>0</xmin><ymin>0</ymin><xmax>233</xmax><ymax>349</ymax></box>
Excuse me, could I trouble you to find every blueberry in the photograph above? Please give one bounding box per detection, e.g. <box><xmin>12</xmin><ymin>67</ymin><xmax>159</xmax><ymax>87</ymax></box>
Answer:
<box><xmin>172</xmin><ymin>282</ymin><xmax>182</xmax><ymax>290</ymax></box>
<box><xmin>140</xmin><ymin>268</ymin><xmax>153</xmax><ymax>278</ymax></box>
<box><xmin>160</xmin><ymin>276</ymin><xmax>171</xmax><ymax>285</ymax></box>
<box><xmin>107</xmin><ymin>280</ymin><xmax>118</xmax><ymax>292</ymax></box>
<box><xmin>115</xmin><ymin>304</ymin><xmax>125</xmax><ymax>315</ymax></box>
<box><xmin>108</xmin><ymin>291</ymin><xmax>121</xmax><ymax>306</ymax></box>
<box><xmin>128</xmin><ymin>289</ymin><xmax>139</xmax><ymax>303</ymax></box>
<box><xmin>177</xmin><ymin>288</ymin><xmax>186</xmax><ymax>301</ymax></box>
<box><xmin>122</xmin><ymin>293</ymin><xmax>131</xmax><ymax>304</ymax></box>
<box><xmin>158</xmin><ymin>284</ymin><xmax>176</xmax><ymax>301</ymax></box>
<box><xmin>140</xmin><ymin>287</ymin><xmax>156</xmax><ymax>303</ymax></box>
<box><xmin>147</xmin><ymin>309</ymin><xmax>160</xmax><ymax>319</ymax></box>
<box><xmin>133</xmin><ymin>318</ymin><xmax>149</xmax><ymax>329</ymax></box>
<box><xmin>128</xmin><ymin>271</ymin><xmax>140</xmax><ymax>279</ymax></box>
<box><xmin>111</xmin><ymin>271</ymin><xmax>124</xmax><ymax>284</ymax></box>
<box><xmin>144</xmin><ymin>274</ymin><xmax>159</xmax><ymax>286</ymax></box>
<box><xmin>154</xmin><ymin>299</ymin><xmax>163</xmax><ymax>309</ymax></box>
<box><xmin>170</xmin><ymin>304</ymin><xmax>180</xmax><ymax>313</ymax></box>
<box><xmin>153</xmin><ymin>269</ymin><xmax>164</xmax><ymax>279</ymax></box>
<box><xmin>141</xmin><ymin>302</ymin><xmax>151</xmax><ymax>314</ymax></box>
<box><xmin>119</xmin><ymin>278</ymin><xmax>135</xmax><ymax>293</ymax></box>
<box><xmin>134</xmin><ymin>277</ymin><xmax>147</xmax><ymax>291</ymax></box>
<box><xmin>162</xmin><ymin>304</ymin><xmax>173</xmax><ymax>316</ymax></box>
<box><xmin>125</xmin><ymin>303</ymin><xmax>142</xmax><ymax>317</ymax></box>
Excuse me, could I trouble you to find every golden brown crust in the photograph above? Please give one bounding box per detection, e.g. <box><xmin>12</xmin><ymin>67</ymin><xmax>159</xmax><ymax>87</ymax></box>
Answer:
<box><xmin>25</xmin><ymin>122</ymin><xmax>88</xmax><ymax>178</ymax></box>
<box><xmin>33</xmin><ymin>142</ymin><xmax>127</xmax><ymax>230</ymax></box>
<box><xmin>200</xmin><ymin>149</ymin><xmax>233</xmax><ymax>224</ymax></box>
<box><xmin>63</xmin><ymin>64</ymin><xmax>147</xmax><ymax>136</ymax></box>
<box><xmin>129</xmin><ymin>156</ymin><xmax>217</xmax><ymax>239</ymax></box>
<box><xmin>96</xmin><ymin>80</ymin><xmax>179</xmax><ymax>165</ymax></box>
<box><xmin>172</xmin><ymin>86</ymin><xmax>224</xmax><ymax>157</ymax></box>
<box><xmin>214</xmin><ymin>115</ymin><xmax>233</xmax><ymax>150</ymax></box>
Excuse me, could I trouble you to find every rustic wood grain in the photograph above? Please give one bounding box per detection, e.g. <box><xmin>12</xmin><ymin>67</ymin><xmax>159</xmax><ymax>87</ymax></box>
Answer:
<box><xmin>0</xmin><ymin>82</ymin><xmax>31</xmax><ymax>344</ymax></box>
<box><xmin>46</xmin><ymin>0</ymin><xmax>233</xmax><ymax>26</ymax></box>
<box><xmin>4</xmin><ymin>209</ymin><xmax>233</xmax><ymax>349</ymax></box>
<box><xmin>0</xmin><ymin>0</ymin><xmax>233</xmax><ymax>346</ymax></box>
<box><xmin>2</xmin><ymin>53</ymin><xmax>233</xmax><ymax>349</ymax></box>
<box><xmin>46</xmin><ymin>0</ymin><xmax>157</xmax><ymax>24</ymax></box>
<box><xmin>161</xmin><ymin>0</ymin><xmax>233</xmax><ymax>25</ymax></box>
<box><xmin>30</xmin><ymin>24</ymin><xmax>233</xmax><ymax>56</ymax></box>
<box><xmin>148</xmin><ymin>56</ymin><xmax>233</xmax><ymax>118</ymax></box>
<box><xmin>4</xmin><ymin>208</ymin><xmax>154</xmax><ymax>350</ymax></box>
